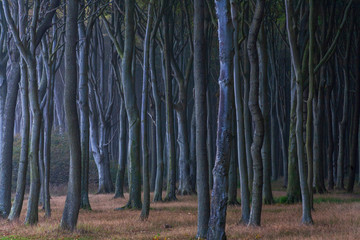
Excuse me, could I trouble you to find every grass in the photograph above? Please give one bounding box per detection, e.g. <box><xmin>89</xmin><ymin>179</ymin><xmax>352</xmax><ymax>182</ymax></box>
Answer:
<box><xmin>1</xmin><ymin>187</ymin><xmax>360</xmax><ymax>239</ymax></box>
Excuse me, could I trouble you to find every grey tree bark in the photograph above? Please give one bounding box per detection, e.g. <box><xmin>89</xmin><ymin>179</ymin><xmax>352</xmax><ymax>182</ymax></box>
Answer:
<box><xmin>115</xmin><ymin>100</ymin><xmax>127</xmax><ymax>198</ymax></box>
<box><xmin>258</xmin><ymin>24</ymin><xmax>274</xmax><ymax>205</ymax></box>
<box><xmin>60</xmin><ymin>0</ymin><xmax>81</xmax><ymax>231</ymax></box>
<box><xmin>151</xmin><ymin>37</ymin><xmax>164</xmax><ymax>203</ymax></box>
<box><xmin>0</xmin><ymin>47</ymin><xmax>20</xmax><ymax>218</ymax></box>
<box><xmin>284</xmin><ymin>0</ymin><xmax>313</xmax><ymax>224</ymax></box>
<box><xmin>163</xmin><ymin>8</ymin><xmax>177</xmax><ymax>202</ymax></box>
<box><xmin>231</xmin><ymin>0</ymin><xmax>250</xmax><ymax>223</ymax></box>
<box><xmin>194</xmin><ymin>0</ymin><xmax>210</xmax><ymax>237</ymax></box>
<box><xmin>78</xmin><ymin>0</ymin><xmax>96</xmax><ymax>210</ymax></box>
<box><xmin>208</xmin><ymin>0</ymin><xmax>233</xmax><ymax>238</ymax></box>
<box><xmin>118</xmin><ymin>0</ymin><xmax>142</xmax><ymax>209</ymax></box>
<box><xmin>140</xmin><ymin>0</ymin><xmax>154</xmax><ymax>220</ymax></box>
<box><xmin>247</xmin><ymin>0</ymin><xmax>265</xmax><ymax>226</ymax></box>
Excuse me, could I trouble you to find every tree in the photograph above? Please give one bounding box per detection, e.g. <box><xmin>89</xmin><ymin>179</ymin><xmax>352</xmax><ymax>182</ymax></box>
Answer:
<box><xmin>194</xmin><ymin>0</ymin><xmax>210</xmax><ymax>237</ymax></box>
<box><xmin>208</xmin><ymin>0</ymin><xmax>233</xmax><ymax>238</ymax></box>
<box><xmin>163</xmin><ymin>4</ymin><xmax>177</xmax><ymax>202</ymax></box>
<box><xmin>78</xmin><ymin>0</ymin><xmax>97</xmax><ymax>209</ymax></box>
<box><xmin>284</xmin><ymin>0</ymin><xmax>313</xmax><ymax>224</ymax></box>
<box><xmin>60</xmin><ymin>0</ymin><xmax>81</xmax><ymax>231</ymax></box>
<box><xmin>119</xmin><ymin>0</ymin><xmax>142</xmax><ymax>209</ymax></box>
<box><xmin>2</xmin><ymin>0</ymin><xmax>60</xmax><ymax>224</ymax></box>
<box><xmin>247</xmin><ymin>0</ymin><xmax>265</xmax><ymax>226</ymax></box>
<box><xmin>231</xmin><ymin>0</ymin><xmax>250</xmax><ymax>224</ymax></box>
<box><xmin>140</xmin><ymin>0</ymin><xmax>154</xmax><ymax>220</ymax></box>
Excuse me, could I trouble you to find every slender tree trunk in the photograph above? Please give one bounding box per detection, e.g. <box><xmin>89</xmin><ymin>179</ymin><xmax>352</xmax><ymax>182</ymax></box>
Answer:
<box><xmin>247</xmin><ymin>0</ymin><xmax>265</xmax><ymax>227</ymax></box>
<box><xmin>115</xmin><ymin>100</ymin><xmax>127</xmax><ymax>198</ymax></box>
<box><xmin>258</xmin><ymin>24</ymin><xmax>273</xmax><ymax>205</ymax></box>
<box><xmin>208</xmin><ymin>0</ymin><xmax>233</xmax><ymax>238</ymax></box>
<box><xmin>78</xmin><ymin>8</ymin><xmax>91</xmax><ymax>210</ymax></box>
<box><xmin>140</xmin><ymin>0</ymin><xmax>153</xmax><ymax>220</ymax></box>
<box><xmin>150</xmin><ymin>110</ymin><xmax>157</xmax><ymax>192</ymax></box>
<box><xmin>189</xmin><ymin>107</ymin><xmax>197</xmax><ymax>193</ymax></box>
<box><xmin>231</xmin><ymin>0</ymin><xmax>250</xmax><ymax>223</ymax></box>
<box><xmin>163</xmin><ymin>10</ymin><xmax>177</xmax><ymax>202</ymax></box>
<box><xmin>286</xmin><ymin>78</ymin><xmax>300</xmax><ymax>203</ymax></box>
<box><xmin>8</xmin><ymin>57</ymin><xmax>28</xmax><ymax>221</ymax></box>
<box><xmin>325</xmin><ymin>68</ymin><xmax>334</xmax><ymax>190</ymax></box>
<box><xmin>194</xmin><ymin>0</ymin><xmax>210</xmax><ymax>237</ymax></box>
<box><xmin>60</xmin><ymin>0</ymin><xmax>81</xmax><ymax>231</ymax></box>
<box><xmin>228</xmin><ymin>111</ymin><xmax>239</xmax><ymax>205</ymax></box>
<box><xmin>306</xmin><ymin>0</ymin><xmax>315</xmax><ymax>207</ymax></box>
<box><xmin>0</xmin><ymin>47</ymin><xmax>20</xmax><ymax>218</ymax></box>
<box><xmin>336</xmin><ymin>34</ymin><xmax>351</xmax><ymax>190</ymax></box>
<box><xmin>284</xmin><ymin>0</ymin><xmax>313</xmax><ymax>224</ymax></box>
<box><xmin>175</xmin><ymin>86</ymin><xmax>192</xmax><ymax>194</ymax></box>
<box><xmin>151</xmin><ymin>39</ymin><xmax>164</xmax><ymax>203</ymax></box>
<box><xmin>347</xmin><ymin>35</ymin><xmax>360</xmax><ymax>193</ymax></box>
<box><xmin>119</xmin><ymin>0</ymin><xmax>142</xmax><ymax>209</ymax></box>
<box><xmin>313</xmin><ymin>84</ymin><xmax>327</xmax><ymax>194</ymax></box>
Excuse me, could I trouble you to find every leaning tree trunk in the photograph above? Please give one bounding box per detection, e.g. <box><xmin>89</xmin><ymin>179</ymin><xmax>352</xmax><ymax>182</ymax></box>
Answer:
<box><xmin>0</xmin><ymin>46</ymin><xmax>20</xmax><ymax>218</ymax></box>
<box><xmin>8</xmin><ymin>58</ymin><xmax>28</xmax><ymax>221</ymax></box>
<box><xmin>60</xmin><ymin>0</ymin><xmax>81</xmax><ymax>231</ymax></box>
<box><xmin>247</xmin><ymin>0</ymin><xmax>265</xmax><ymax>226</ymax></box>
<box><xmin>207</xmin><ymin>0</ymin><xmax>233</xmax><ymax>238</ymax></box>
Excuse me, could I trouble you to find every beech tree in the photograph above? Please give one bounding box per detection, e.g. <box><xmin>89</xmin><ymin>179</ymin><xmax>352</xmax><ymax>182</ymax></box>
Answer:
<box><xmin>60</xmin><ymin>0</ymin><xmax>81</xmax><ymax>231</ymax></box>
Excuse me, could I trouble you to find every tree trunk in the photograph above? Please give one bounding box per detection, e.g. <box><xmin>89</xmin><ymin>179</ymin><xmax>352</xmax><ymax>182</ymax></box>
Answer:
<box><xmin>284</xmin><ymin>0</ymin><xmax>313</xmax><ymax>224</ymax></box>
<box><xmin>151</xmin><ymin>38</ymin><xmax>164</xmax><ymax>203</ymax></box>
<box><xmin>228</xmin><ymin>111</ymin><xmax>239</xmax><ymax>205</ymax></box>
<box><xmin>163</xmin><ymin>10</ymin><xmax>177</xmax><ymax>202</ymax></box>
<box><xmin>325</xmin><ymin>67</ymin><xmax>334</xmax><ymax>190</ymax></box>
<box><xmin>8</xmin><ymin>57</ymin><xmax>28</xmax><ymax>221</ymax></box>
<box><xmin>347</xmin><ymin>35</ymin><xmax>360</xmax><ymax>193</ymax></box>
<box><xmin>231</xmin><ymin>0</ymin><xmax>250</xmax><ymax>223</ymax></box>
<box><xmin>119</xmin><ymin>0</ymin><xmax>142</xmax><ymax>209</ymax></box>
<box><xmin>189</xmin><ymin>107</ymin><xmax>197</xmax><ymax>193</ymax></box>
<box><xmin>247</xmin><ymin>0</ymin><xmax>265</xmax><ymax>227</ymax></box>
<box><xmin>78</xmin><ymin>7</ymin><xmax>91</xmax><ymax>210</ymax></box>
<box><xmin>208</xmin><ymin>0</ymin><xmax>233</xmax><ymax>238</ymax></box>
<box><xmin>140</xmin><ymin>0</ymin><xmax>153</xmax><ymax>220</ymax></box>
<box><xmin>259</xmin><ymin>24</ymin><xmax>274</xmax><ymax>205</ymax></box>
<box><xmin>115</xmin><ymin>100</ymin><xmax>127</xmax><ymax>198</ymax></box>
<box><xmin>0</xmin><ymin>46</ymin><xmax>20</xmax><ymax>218</ymax></box>
<box><xmin>286</xmin><ymin>78</ymin><xmax>301</xmax><ymax>203</ymax></box>
<box><xmin>60</xmin><ymin>0</ymin><xmax>81</xmax><ymax>231</ymax></box>
<box><xmin>306</xmin><ymin>0</ymin><xmax>315</xmax><ymax>208</ymax></box>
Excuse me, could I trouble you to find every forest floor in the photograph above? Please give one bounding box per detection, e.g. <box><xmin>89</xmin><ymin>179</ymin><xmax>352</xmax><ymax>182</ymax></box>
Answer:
<box><xmin>1</xmin><ymin>182</ymin><xmax>360</xmax><ymax>239</ymax></box>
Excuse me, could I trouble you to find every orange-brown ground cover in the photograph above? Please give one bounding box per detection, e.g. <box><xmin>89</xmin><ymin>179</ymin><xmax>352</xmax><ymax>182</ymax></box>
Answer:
<box><xmin>1</xmin><ymin>189</ymin><xmax>360</xmax><ymax>239</ymax></box>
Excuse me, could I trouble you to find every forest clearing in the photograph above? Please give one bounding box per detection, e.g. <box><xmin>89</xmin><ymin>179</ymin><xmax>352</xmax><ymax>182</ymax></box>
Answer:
<box><xmin>1</xmin><ymin>186</ymin><xmax>360</xmax><ymax>239</ymax></box>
